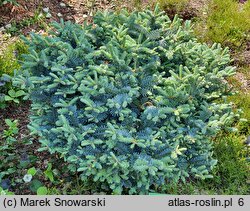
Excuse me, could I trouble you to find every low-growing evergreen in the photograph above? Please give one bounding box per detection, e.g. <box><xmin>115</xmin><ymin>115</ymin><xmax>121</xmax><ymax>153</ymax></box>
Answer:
<box><xmin>14</xmin><ymin>6</ymin><xmax>240</xmax><ymax>194</ymax></box>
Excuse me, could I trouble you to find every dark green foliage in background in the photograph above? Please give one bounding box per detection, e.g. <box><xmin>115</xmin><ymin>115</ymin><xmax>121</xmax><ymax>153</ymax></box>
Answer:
<box><xmin>14</xmin><ymin>6</ymin><xmax>241</xmax><ymax>194</ymax></box>
<box><xmin>0</xmin><ymin>40</ymin><xmax>28</xmax><ymax>108</ymax></box>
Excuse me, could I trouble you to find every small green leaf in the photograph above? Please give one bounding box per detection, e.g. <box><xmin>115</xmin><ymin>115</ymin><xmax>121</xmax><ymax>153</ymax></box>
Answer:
<box><xmin>44</xmin><ymin>170</ymin><xmax>54</xmax><ymax>182</ymax></box>
<box><xmin>5</xmin><ymin>119</ymin><xmax>12</xmax><ymax>126</ymax></box>
<box><xmin>8</xmin><ymin>89</ymin><xmax>16</xmax><ymax>98</ymax></box>
<box><xmin>15</xmin><ymin>90</ymin><xmax>25</xmax><ymax>97</ymax></box>
<box><xmin>37</xmin><ymin>186</ymin><xmax>48</xmax><ymax>195</ymax></box>
<box><xmin>4</xmin><ymin>96</ymin><xmax>13</xmax><ymax>101</ymax></box>
<box><xmin>27</xmin><ymin>167</ymin><xmax>37</xmax><ymax>176</ymax></box>
<box><xmin>13</xmin><ymin>99</ymin><xmax>19</xmax><ymax>104</ymax></box>
<box><xmin>44</xmin><ymin>163</ymin><xmax>54</xmax><ymax>182</ymax></box>
<box><xmin>30</xmin><ymin>179</ymin><xmax>43</xmax><ymax>192</ymax></box>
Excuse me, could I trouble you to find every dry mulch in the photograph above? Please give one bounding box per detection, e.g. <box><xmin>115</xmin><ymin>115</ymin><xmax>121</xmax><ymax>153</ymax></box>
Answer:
<box><xmin>0</xmin><ymin>0</ymin><xmax>156</xmax><ymax>32</ymax></box>
<box><xmin>0</xmin><ymin>0</ymin><xmax>75</xmax><ymax>23</ymax></box>
<box><xmin>67</xmin><ymin>0</ymin><xmax>156</xmax><ymax>24</ymax></box>
<box><xmin>0</xmin><ymin>0</ymin><xmax>75</xmax><ymax>35</ymax></box>
<box><xmin>234</xmin><ymin>72</ymin><xmax>250</xmax><ymax>92</ymax></box>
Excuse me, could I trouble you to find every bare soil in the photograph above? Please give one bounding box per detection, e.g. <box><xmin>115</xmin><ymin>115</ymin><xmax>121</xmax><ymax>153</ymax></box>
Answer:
<box><xmin>0</xmin><ymin>0</ymin><xmax>75</xmax><ymax>35</ymax></box>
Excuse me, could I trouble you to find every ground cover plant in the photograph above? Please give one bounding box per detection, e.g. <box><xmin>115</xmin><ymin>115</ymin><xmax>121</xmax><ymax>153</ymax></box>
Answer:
<box><xmin>0</xmin><ymin>38</ymin><xmax>27</xmax><ymax>108</ymax></box>
<box><xmin>12</xmin><ymin>5</ymin><xmax>244</xmax><ymax>194</ymax></box>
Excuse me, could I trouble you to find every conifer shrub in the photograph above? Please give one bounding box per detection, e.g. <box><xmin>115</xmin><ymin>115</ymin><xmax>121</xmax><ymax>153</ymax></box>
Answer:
<box><xmin>14</xmin><ymin>7</ymin><xmax>240</xmax><ymax>194</ymax></box>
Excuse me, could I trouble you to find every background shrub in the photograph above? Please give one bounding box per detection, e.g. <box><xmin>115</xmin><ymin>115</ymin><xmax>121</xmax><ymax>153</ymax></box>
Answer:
<box><xmin>15</xmin><ymin>7</ymin><xmax>240</xmax><ymax>194</ymax></box>
<box><xmin>0</xmin><ymin>40</ymin><xmax>27</xmax><ymax>76</ymax></box>
<box><xmin>157</xmin><ymin>0</ymin><xmax>195</xmax><ymax>20</ymax></box>
<box><xmin>0</xmin><ymin>39</ymin><xmax>27</xmax><ymax>108</ymax></box>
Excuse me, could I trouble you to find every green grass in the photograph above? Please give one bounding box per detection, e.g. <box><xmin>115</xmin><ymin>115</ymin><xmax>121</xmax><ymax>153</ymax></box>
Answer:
<box><xmin>195</xmin><ymin>0</ymin><xmax>250</xmax><ymax>50</ymax></box>
<box><xmin>228</xmin><ymin>92</ymin><xmax>250</xmax><ymax>134</ymax></box>
<box><xmin>198</xmin><ymin>134</ymin><xmax>249</xmax><ymax>194</ymax></box>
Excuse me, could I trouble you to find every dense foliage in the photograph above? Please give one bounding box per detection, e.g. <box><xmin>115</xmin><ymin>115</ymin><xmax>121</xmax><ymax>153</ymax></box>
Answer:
<box><xmin>0</xmin><ymin>39</ymin><xmax>27</xmax><ymax>108</ymax></box>
<box><xmin>14</xmin><ymin>7</ymin><xmax>240</xmax><ymax>194</ymax></box>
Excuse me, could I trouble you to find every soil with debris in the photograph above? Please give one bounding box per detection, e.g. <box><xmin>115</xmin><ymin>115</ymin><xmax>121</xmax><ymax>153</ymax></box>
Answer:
<box><xmin>0</xmin><ymin>101</ymin><xmax>30</xmax><ymax>140</ymax></box>
<box><xmin>0</xmin><ymin>0</ymin><xmax>75</xmax><ymax>35</ymax></box>
<box><xmin>234</xmin><ymin>72</ymin><xmax>250</xmax><ymax>92</ymax></box>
